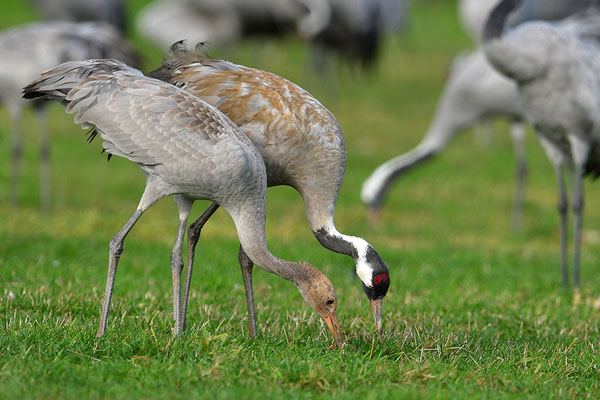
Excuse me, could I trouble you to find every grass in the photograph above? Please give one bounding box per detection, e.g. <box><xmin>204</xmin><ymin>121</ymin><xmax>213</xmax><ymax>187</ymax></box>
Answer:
<box><xmin>1</xmin><ymin>0</ymin><xmax>600</xmax><ymax>398</ymax></box>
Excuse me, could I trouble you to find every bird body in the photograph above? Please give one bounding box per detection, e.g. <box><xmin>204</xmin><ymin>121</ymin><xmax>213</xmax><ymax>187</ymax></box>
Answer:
<box><xmin>23</xmin><ymin>59</ymin><xmax>342</xmax><ymax>345</ymax></box>
<box><xmin>149</xmin><ymin>43</ymin><xmax>389</xmax><ymax>337</ymax></box>
<box><xmin>154</xmin><ymin>59</ymin><xmax>346</xmax><ymax>191</ymax></box>
<box><xmin>485</xmin><ymin>10</ymin><xmax>600</xmax><ymax>149</ymax></box>
<box><xmin>483</xmin><ymin>0</ymin><xmax>600</xmax><ymax>286</ymax></box>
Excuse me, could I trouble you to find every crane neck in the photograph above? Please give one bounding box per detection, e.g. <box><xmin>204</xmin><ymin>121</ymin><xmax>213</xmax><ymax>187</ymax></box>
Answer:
<box><xmin>226</xmin><ymin>203</ymin><xmax>313</xmax><ymax>285</ymax></box>
<box><xmin>310</xmin><ymin>218</ymin><xmax>389</xmax><ymax>288</ymax></box>
<box><xmin>483</xmin><ymin>0</ymin><xmax>521</xmax><ymax>42</ymax></box>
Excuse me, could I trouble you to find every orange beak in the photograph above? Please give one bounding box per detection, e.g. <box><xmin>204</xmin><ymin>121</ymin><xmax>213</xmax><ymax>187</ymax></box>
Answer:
<box><xmin>370</xmin><ymin>298</ymin><xmax>383</xmax><ymax>340</ymax></box>
<box><xmin>323</xmin><ymin>312</ymin><xmax>343</xmax><ymax>348</ymax></box>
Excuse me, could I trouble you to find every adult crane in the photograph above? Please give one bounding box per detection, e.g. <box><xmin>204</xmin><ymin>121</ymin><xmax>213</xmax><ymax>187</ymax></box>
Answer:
<box><xmin>361</xmin><ymin>0</ymin><xmax>600</xmax><ymax>226</ymax></box>
<box><xmin>483</xmin><ymin>0</ymin><xmax>600</xmax><ymax>287</ymax></box>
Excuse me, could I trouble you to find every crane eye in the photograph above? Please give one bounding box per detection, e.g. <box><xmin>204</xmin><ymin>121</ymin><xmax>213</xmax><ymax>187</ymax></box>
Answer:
<box><xmin>326</xmin><ymin>299</ymin><xmax>334</xmax><ymax>305</ymax></box>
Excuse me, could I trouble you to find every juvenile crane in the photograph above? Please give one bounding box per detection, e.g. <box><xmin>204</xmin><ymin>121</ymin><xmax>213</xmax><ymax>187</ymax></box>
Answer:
<box><xmin>23</xmin><ymin>59</ymin><xmax>343</xmax><ymax>346</ymax></box>
<box><xmin>483</xmin><ymin>0</ymin><xmax>600</xmax><ymax>287</ymax></box>
<box><xmin>149</xmin><ymin>42</ymin><xmax>390</xmax><ymax>338</ymax></box>
<box><xmin>1</xmin><ymin>21</ymin><xmax>138</xmax><ymax>212</ymax></box>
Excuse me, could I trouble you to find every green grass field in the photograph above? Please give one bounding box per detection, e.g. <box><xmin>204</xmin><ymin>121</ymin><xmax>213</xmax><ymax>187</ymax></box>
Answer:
<box><xmin>1</xmin><ymin>0</ymin><xmax>600</xmax><ymax>398</ymax></box>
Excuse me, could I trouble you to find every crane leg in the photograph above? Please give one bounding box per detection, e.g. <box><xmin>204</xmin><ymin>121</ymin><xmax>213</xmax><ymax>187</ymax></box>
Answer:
<box><xmin>553</xmin><ymin>164</ymin><xmax>569</xmax><ymax>287</ymax></box>
<box><xmin>567</xmin><ymin>134</ymin><xmax>590</xmax><ymax>290</ymax></box>
<box><xmin>238</xmin><ymin>245</ymin><xmax>257</xmax><ymax>337</ymax></box>
<box><xmin>171</xmin><ymin>195</ymin><xmax>193</xmax><ymax>336</ymax></box>
<box><xmin>96</xmin><ymin>185</ymin><xmax>162</xmax><ymax>338</ymax></box>
<box><xmin>572</xmin><ymin>164</ymin><xmax>584</xmax><ymax>289</ymax></box>
<box><xmin>181</xmin><ymin>202</ymin><xmax>219</xmax><ymax>333</ymax></box>
<box><xmin>36</xmin><ymin>106</ymin><xmax>51</xmax><ymax>214</ymax></box>
<box><xmin>9</xmin><ymin>109</ymin><xmax>22</xmax><ymax>208</ymax></box>
<box><xmin>510</xmin><ymin>122</ymin><xmax>527</xmax><ymax>231</ymax></box>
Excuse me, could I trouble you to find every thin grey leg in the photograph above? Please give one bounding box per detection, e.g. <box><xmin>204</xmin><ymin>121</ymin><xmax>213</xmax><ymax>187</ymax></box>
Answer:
<box><xmin>566</xmin><ymin>134</ymin><xmax>590</xmax><ymax>289</ymax></box>
<box><xmin>572</xmin><ymin>164</ymin><xmax>585</xmax><ymax>289</ymax></box>
<box><xmin>181</xmin><ymin>202</ymin><xmax>220</xmax><ymax>332</ymax></box>
<box><xmin>96</xmin><ymin>208</ymin><xmax>144</xmax><ymax>338</ymax></box>
<box><xmin>171</xmin><ymin>195</ymin><xmax>194</xmax><ymax>336</ymax></box>
<box><xmin>96</xmin><ymin>184</ymin><xmax>163</xmax><ymax>338</ymax></box>
<box><xmin>238</xmin><ymin>245</ymin><xmax>257</xmax><ymax>337</ymax></box>
<box><xmin>553</xmin><ymin>164</ymin><xmax>569</xmax><ymax>287</ymax></box>
<box><xmin>510</xmin><ymin>122</ymin><xmax>527</xmax><ymax>231</ymax></box>
<box><xmin>9</xmin><ymin>109</ymin><xmax>22</xmax><ymax>208</ymax></box>
<box><xmin>36</xmin><ymin>107</ymin><xmax>51</xmax><ymax>214</ymax></box>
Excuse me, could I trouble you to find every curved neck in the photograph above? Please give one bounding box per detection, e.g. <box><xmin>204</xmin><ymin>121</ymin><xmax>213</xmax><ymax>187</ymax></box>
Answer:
<box><xmin>483</xmin><ymin>0</ymin><xmax>520</xmax><ymax>42</ymax></box>
<box><xmin>226</xmin><ymin>203</ymin><xmax>312</xmax><ymax>285</ymax></box>
<box><xmin>362</xmin><ymin>144</ymin><xmax>436</xmax><ymax>209</ymax></box>
<box><xmin>313</xmin><ymin>225</ymin><xmax>360</xmax><ymax>259</ymax></box>
<box><xmin>301</xmin><ymin>198</ymin><xmax>361</xmax><ymax>259</ymax></box>
<box><xmin>312</xmin><ymin>221</ymin><xmax>387</xmax><ymax>288</ymax></box>
<box><xmin>310</xmin><ymin>217</ymin><xmax>367</xmax><ymax>263</ymax></box>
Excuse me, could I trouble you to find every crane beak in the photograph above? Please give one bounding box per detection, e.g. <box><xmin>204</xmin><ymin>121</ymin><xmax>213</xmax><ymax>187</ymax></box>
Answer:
<box><xmin>370</xmin><ymin>298</ymin><xmax>383</xmax><ymax>340</ymax></box>
<box><xmin>323</xmin><ymin>312</ymin><xmax>343</xmax><ymax>348</ymax></box>
<box><xmin>368</xmin><ymin>206</ymin><xmax>381</xmax><ymax>226</ymax></box>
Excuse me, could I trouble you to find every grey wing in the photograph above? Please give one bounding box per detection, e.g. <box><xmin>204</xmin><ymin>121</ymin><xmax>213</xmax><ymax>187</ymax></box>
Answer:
<box><xmin>65</xmin><ymin>74</ymin><xmax>240</xmax><ymax>169</ymax></box>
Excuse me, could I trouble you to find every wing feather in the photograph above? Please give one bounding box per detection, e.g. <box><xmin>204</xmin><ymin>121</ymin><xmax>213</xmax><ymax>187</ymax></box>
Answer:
<box><xmin>61</xmin><ymin>69</ymin><xmax>242</xmax><ymax>168</ymax></box>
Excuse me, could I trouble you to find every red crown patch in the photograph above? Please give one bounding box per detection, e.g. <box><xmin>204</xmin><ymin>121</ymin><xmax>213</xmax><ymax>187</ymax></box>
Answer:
<box><xmin>373</xmin><ymin>273</ymin><xmax>389</xmax><ymax>286</ymax></box>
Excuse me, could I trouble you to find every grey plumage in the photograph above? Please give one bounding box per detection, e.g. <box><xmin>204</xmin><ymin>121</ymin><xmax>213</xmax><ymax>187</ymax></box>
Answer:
<box><xmin>22</xmin><ymin>59</ymin><xmax>342</xmax><ymax>344</ymax></box>
<box><xmin>1</xmin><ymin>21</ymin><xmax>138</xmax><ymax>212</ymax></box>
<box><xmin>483</xmin><ymin>1</ymin><xmax>600</xmax><ymax>287</ymax></box>
<box><xmin>361</xmin><ymin>0</ymin><xmax>600</xmax><ymax>226</ymax></box>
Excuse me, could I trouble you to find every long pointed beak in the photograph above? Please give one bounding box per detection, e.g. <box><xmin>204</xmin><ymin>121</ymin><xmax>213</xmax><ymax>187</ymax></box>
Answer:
<box><xmin>368</xmin><ymin>206</ymin><xmax>381</xmax><ymax>226</ymax></box>
<box><xmin>323</xmin><ymin>312</ymin><xmax>343</xmax><ymax>348</ymax></box>
<box><xmin>370</xmin><ymin>298</ymin><xmax>383</xmax><ymax>339</ymax></box>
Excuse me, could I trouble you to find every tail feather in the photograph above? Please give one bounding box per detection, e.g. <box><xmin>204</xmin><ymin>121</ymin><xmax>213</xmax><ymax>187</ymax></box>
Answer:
<box><xmin>23</xmin><ymin>59</ymin><xmax>140</xmax><ymax>102</ymax></box>
<box><xmin>23</xmin><ymin>61</ymin><xmax>91</xmax><ymax>101</ymax></box>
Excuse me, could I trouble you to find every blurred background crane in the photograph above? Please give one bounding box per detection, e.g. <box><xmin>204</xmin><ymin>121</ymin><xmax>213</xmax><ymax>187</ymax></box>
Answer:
<box><xmin>29</xmin><ymin>0</ymin><xmax>127</xmax><ymax>33</ymax></box>
<box><xmin>361</xmin><ymin>0</ymin><xmax>600</xmax><ymax>229</ymax></box>
<box><xmin>483</xmin><ymin>0</ymin><xmax>600</xmax><ymax>287</ymax></box>
<box><xmin>136</xmin><ymin>0</ymin><xmax>406</xmax><ymax>72</ymax></box>
<box><xmin>1</xmin><ymin>21</ymin><xmax>138</xmax><ymax>212</ymax></box>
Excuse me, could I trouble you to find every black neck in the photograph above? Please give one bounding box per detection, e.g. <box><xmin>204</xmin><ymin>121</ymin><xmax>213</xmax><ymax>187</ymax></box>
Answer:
<box><xmin>313</xmin><ymin>228</ymin><xmax>358</xmax><ymax>259</ymax></box>
<box><xmin>483</xmin><ymin>0</ymin><xmax>521</xmax><ymax>42</ymax></box>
